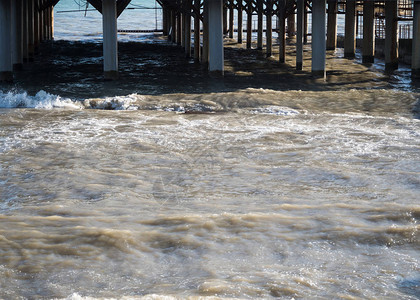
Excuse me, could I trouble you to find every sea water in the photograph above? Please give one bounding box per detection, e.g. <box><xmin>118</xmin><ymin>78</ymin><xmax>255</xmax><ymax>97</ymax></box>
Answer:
<box><xmin>0</xmin><ymin>1</ymin><xmax>419</xmax><ymax>299</ymax></box>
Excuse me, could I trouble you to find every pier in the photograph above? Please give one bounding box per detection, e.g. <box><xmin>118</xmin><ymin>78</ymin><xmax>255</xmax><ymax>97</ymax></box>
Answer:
<box><xmin>1</xmin><ymin>0</ymin><xmax>420</xmax><ymax>82</ymax></box>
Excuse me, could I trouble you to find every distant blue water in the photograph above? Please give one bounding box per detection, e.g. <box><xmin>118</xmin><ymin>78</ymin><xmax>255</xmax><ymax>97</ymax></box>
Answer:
<box><xmin>54</xmin><ymin>0</ymin><xmax>162</xmax><ymax>41</ymax></box>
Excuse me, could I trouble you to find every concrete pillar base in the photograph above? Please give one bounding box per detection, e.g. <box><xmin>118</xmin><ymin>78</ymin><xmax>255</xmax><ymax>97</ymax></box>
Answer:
<box><xmin>344</xmin><ymin>53</ymin><xmax>355</xmax><ymax>59</ymax></box>
<box><xmin>385</xmin><ymin>62</ymin><xmax>398</xmax><ymax>72</ymax></box>
<box><xmin>104</xmin><ymin>71</ymin><xmax>119</xmax><ymax>80</ymax></box>
<box><xmin>0</xmin><ymin>71</ymin><xmax>13</xmax><ymax>82</ymax></box>
<box><xmin>412</xmin><ymin>70</ymin><xmax>420</xmax><ymax>78</ymax></box>
<box><xmin>209</xmin><ymin>70</ymin><xmax>224</xmax><ymax>78</ymax></box>
<box><xmin>311</xmin><ymin>70</ymin><xmax>326</xmax><ymax>79</ymax></box>
<box><xmin>362</xmin><ymin>56</ymin><xmax>374</xmax><ymax>64</ymax></box>
<box><xmin>13</xmin><ymin>63</ymin><xmax>23</xmax><ymax>71</ymax></box>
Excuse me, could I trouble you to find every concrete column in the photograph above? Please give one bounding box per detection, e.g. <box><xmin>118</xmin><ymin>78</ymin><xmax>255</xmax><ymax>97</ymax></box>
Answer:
<box><xmin>362</xmin><ymin>1</ymin><xmax>375</xmax><ymax>63</ymax></box>
<box><xmin>229</xmin><ymin>0</ymin><xmax>234</xmax><ymax>38</ymax></box>
<box><xmin>163</xmin><ymin>7</ymin><xmax>168</xmax><ymax>35</ymax></box>
<box><xmin>257</xmin><ymin>0</ymin><xmax>263</xmax><ymax>50</ymax></box>
<box><xmin>39</xmin><ymin>0</ymin><xmax>44</xmax><ymax>41</ymax></box>
<box><xmin>287</xmin><ymin>0</ymin><xmax>295</xmax><ymax>39</ymax></box>
<box><xmin>344</xmin><ymin>0</ymin><xmax>356</xmax><ymax>58</ymax></box>
<box><xmin>102</xmin><ymin>0</ymin><xmax>118</xmax><ymax>80</ymax></box>
<box><xmin>296</xmin><ymin>0</ymin><xmax>304</xmax><ymax>70</ymax></box>
<box><xmin>413</xmin><ymin>0</ymin><xmax>420</xmax><ymax>77</ymax></box>
<box><xmin>278</xmin><ymin>0</ymin><xmax>286</xmax><ymax>63</ymax></box>
<box><xmin>194</xmin><ymin>0</ymin><xmax>201</xmax><ymax>61</ymax></box>
<box><xmin>23</xmin><ymin>0</ymin><xmax>29</xmax><ymax>61</ymax></box>
<box><xmin>208</xmin><ymin>0</ymin><xmax>224</xmax><ymax>75</ymax></box>
<box><xmin>185</xmin><ymin>9</ymin><xmax>191</xmax><ymax>57</ymax></box>
<box><xmin>223</xmin><ymin>5</ymin><xmax>227</xmax><ymax>34</ymax></box>
<box><xmin>266</xmin><ymin>0</ymin><xmax>272</xmax><ymax>57</ymax></box>
<box><xmin>171</xmin><ymin>10</ymin><xmax>176</xmax><ymax>42</ymax></box>
<box><xmin>246</xmin><ymin>0</ymin><xmax>252</xmax><ymax>48</ymax></box>
<box><xmin>385</xmin><ymin>0</ymin><xmax>398</xmax><ymax>71</ymax></box>
<box><xmin>181</xmin><ymin>12</ymin><xmax>186</xmax><ymax>47</ymax></box>
<box><xmin>304</xmin><ymin>0</ymin><xmax>308</xmax><ymax>44</ymax></box>
<box><xmin>12</xmin><ymin>0</ymin><xmax>23</xmax><ymax>69</ymax></box>
<box><xmin>202</xmin><ymin>1</ymin><xmax>209</xmax><ymax>63</ymax></box>
<box><xmin>177</xmin><ymin>12</ymin><xmax>182</xmax><ymax>45</ymax></box>
<box><xmin>50</xmin><ymin>5</ymin><xmax>54</xmax><ymax>39</ymax></box>
<box><xmin>0</xmin><ymin>0</ymin><xmax>13</xmax><ymax>81</ymax></box>
<box><xmin>34</xmin><ymin>0</ymin><xmax>39</xmax><ymax>51</ymax></box>
<box><xmin>326</xmin><ymin>0</ymin><xmax>337</xmax><ymax>50</ymax></box>
<box><xmin>28</xmin><ymin>0</ymin><xmax>34</xmax><ymax>60</ymax></box>
<box><xmin>41</xmin><ymin>0</ymin><xmax>45</xmax><ymax>41</ymax></box>
<box><xmin>311</xmin><ymin>0</ymin><xmax>326</xmax><ymax>77</ymax></box>
<box><xmin>237</xmin><ymin>0</ymin><xmax>243</xmax><ymax>43</ymax></box>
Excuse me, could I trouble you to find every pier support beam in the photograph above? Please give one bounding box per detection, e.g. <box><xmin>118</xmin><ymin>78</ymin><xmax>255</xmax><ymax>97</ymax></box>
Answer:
<box><xmin>413</xmin><ymin>0</ymin><xmax>420</xmax><ymax>77</ymax></box>
<box><xmin>184</xmin><ymin>8</ymin><xmax>191</xmax><ymax>58</ymax></box>
<box><xmin>237</xmin><ymin>0</ymin><xmax>243</xmax><ymax>43</ymax></box>
<box><xmin>344</xmin><ymin>0</ymin><xmax>356</xmax><ymax>58</ymax></box>
<box><xmin>326</xmin><ymin>0</ymin><xmax>337</xmax><ymax>50</ymax></box>
<box><xmin>208</xmin><ymin>0</ymin><xmax>224</xmax><ymax>75</ymax></box>
<box><xmin>257</xmin><ymin>0</ymin><xmax>263</xmax><ymax>50</ymax></box>
<box><xmin>287</xmin><ymin>0</ymin><xmax>295</xmax><ymax>38</ymax></box>
<box><xmin>177</xmin><ymin>12</ymin><xmax>182</xmax><ymax>45</ymax></box>
<box><xmin>202</xmin><ymin>2</ymin><xmax>209</xmax><ymax>63</ymax></box>
<box><xmin>12</xmin><ymin>0</ymin><xmax>24</xmax><ymax>70</ymax></box>
<box><xmin>50</xmin><ymin>6</ymin><xmax>54</xmax><ymax>40</ymax></box>
<box><xmin>246</xmin><ymin>0</ymin><xmax>252</xmax><ymax>49</ymax></box>
<box><xmin>163</xmin><ymin>7</ymin><xmax>168</xmax><ymax>35</ymax></box>
<box><xmin>362</xmin><ymin>1</ymin><xmax>375</xmax><ymax>63</ymax></box>
<box><xmin>23</xmin><ymin>0</ymin><xmax>29</xmax><ymax>61</ymax></box>
<box><xmin>266</xmin><ymin>0</ymin><xmax>273</xmax><ymax>57</ymax></box>
<box><xmin>171</xmin><ymin>10</ymin><xmax>176</xmax><ymax>42</ymax></box>
<box><xmin>28</xmin><ymin>0</ymin><xmax>35</xmax><ymax>61</ymax></box>
<box><xmin>385</xmin><ymin>0</ymin><xmax>398</xmax><ymax>71</ymax></box>
<box><xmin>34</xmin><ymin>0</ymin><xmax>40</xmax><ymax>52</ymax></box>
<box><xmin>278</xmin><ymin>0</ymin><xmax>286</xmax><ymax>63</ymax></box>
<box><xmin>311</xmin><ymin>0</ymin><xmax>326</xmax><ymax>78</ymax></box>
<box><xmin>0</xmin><ymin>0</ymin><xmax>13</xmax><ymax>82</ymax></box>
<box><xmin>296</xmin><ymin>0</ymin><xmax>304</xmax><ymax>70</ymax></box>
<box><xmin>194</xmin><ymin>0</ymin><xmax>200</xmax><ymax>61</ymax></box>
<box><xmin>229</xmin><ymin>0</ymin><xmax>234</xmax><ymax>38</ymax></box>
<box><xmin>102</xmin><ymin>0</ymin><xmax>118</xmax><ymax>80</ymax></box>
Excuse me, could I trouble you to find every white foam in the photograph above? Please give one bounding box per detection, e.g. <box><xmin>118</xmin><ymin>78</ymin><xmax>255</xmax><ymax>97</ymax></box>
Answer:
<box><xmin>0</xmin><ymin>90</ymin><xmax>83</xmax><ymax>109</ymax></box>
<box><xmin>83</xmin><ymin>94</ymin><xmax>140</xmax><ymax>110</ymax></box>
<box><xmin>250</xmin><ymin>106</ymin><xmax>300</xmax><ymax>116</ymax></box>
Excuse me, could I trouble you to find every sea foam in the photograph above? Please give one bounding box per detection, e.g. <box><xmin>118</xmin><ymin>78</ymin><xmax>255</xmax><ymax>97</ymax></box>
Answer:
<box><xmin>0</xmin><ymin>90</ymin><xmax>82</xmax><ymax>109</ymax></box>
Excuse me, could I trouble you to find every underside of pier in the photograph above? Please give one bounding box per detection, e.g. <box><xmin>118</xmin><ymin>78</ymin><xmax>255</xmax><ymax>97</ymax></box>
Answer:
<box><xmin>1</xmin><ymin>0</ymin><xmax>419</xmax><ymax>82</ymax></box>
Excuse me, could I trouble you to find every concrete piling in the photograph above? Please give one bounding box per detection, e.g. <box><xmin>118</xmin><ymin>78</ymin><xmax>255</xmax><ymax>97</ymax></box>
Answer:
<box><xmin>385</xmin><ymin>0</ymin><xmax>399</xmax><ymax>71</ymax></box>
<box><xmin>12</xmin><ymin>0</ymin><xmax>24</xmax><ymax>70</ymax></box>
<box><xmin>102</xmin><ymin>0</ymin><xmax>118</xmax><ymax>80</ymax></box>
<box><xmin>311</xmin><ymin>0</ymin><xmax>326</xmax><ymax>78</ymax></box>
<box><xmin>296</xmin><ymin>0</ymin><xmax>304</xmax><ymax>70</ymax></box>
<box><xmin>326</xmin><ymin>0</ymin><xmax>337</xmax><ymax>51</ymax></box>
<box><xmin>246</xmin><ymin>0</ymin><xmax>252</xmax><ymax>49</ymax></box>
<box><xmin>344</xmin><ymin>0</ymin><xmax>356</xmax><ymax>58</ymax></box>
<box><xmin>362</xmin><ymin>1</ymin><xmax>375</xmax><ymax>64</ymax></box>
<box><xmin>413</xmin><ymin>0</ymin><xmax>420</xmax><ymax>77</ymax></box>
<box><xmin>208</xmin><ymin>0</ymin><xmax>224</xmax><ymax>75</ymax></box>
<box><xmin>266</xmin><ymin>0</ymin><xmax>272</xmax><ymax>57</ymax></box>
<box><xmin>257</xmin><ymin>0</ymin><xmax>263</xmax><ymax>50</ymax></box>
<box><xmin>0</xmin><ymin>0</ymin><xmax>13</xmax><ymax>82</ymax></box>
<box><xmin>237</xmin><ymin>0</ymin><xmax>243</xmax><ymax>43</ymax></box>
<box><xmin>278</xmin><ymin>0</ymin><xmax>286</xmax><ymax>63</ymax></box>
